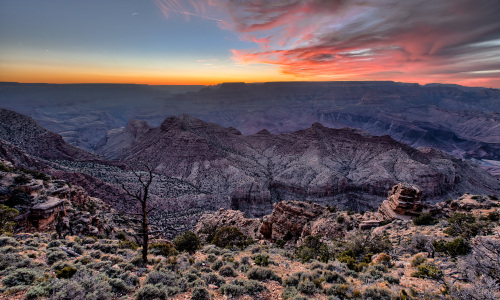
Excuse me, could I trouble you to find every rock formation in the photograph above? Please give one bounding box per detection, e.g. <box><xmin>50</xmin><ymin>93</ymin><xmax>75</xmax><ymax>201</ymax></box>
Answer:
<box><xmin>120</xmin><ymin>114</ymin><xmax>500</xmax><ymax>216</ymax></box>
<box><xmin>378</xmin><ymin>183</ymin><xmax>424</xmax><ymax>220</ymax></box>
<box><xmin>0</xmin><ymin>108</ymin><xmax>97</xmax><ymax>161</ymax></box>
<box><xmin>259</xmin><ymin>201</ymin><xmax>325</xmax><ymax>241</ymax></box>
<box><xmin>193</xmin><ymin>208</ymin><xmax>261</xmax><ymax>241</ymax></box>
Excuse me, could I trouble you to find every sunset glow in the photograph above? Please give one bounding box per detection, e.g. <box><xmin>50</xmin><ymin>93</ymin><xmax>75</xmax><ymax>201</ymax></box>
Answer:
<box><xmin>1</xmin><ymin>0</ymin><xmax>499</xmax><ymax>87</ymax></box>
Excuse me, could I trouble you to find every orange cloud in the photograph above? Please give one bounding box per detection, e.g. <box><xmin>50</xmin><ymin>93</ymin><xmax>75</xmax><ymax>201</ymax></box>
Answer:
<box><xmin>223</xmin><ymin>0</ymin><xmax>500</xmax><ymax>87</ymax></box>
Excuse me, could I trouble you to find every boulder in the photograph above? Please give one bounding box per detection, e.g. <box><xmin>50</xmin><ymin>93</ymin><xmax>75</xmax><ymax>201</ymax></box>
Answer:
<box><xmin>193</xmin><ymin>208</ymin><xmax>261</xmax><ymax>241</ymax></box>
<box><xmin>378</xmin><ymin>183</ymin><xmax>423</xmax><ymax>220</ymax></box>
<box><xmin>259</xmin><ymin>201</ymin><xmax>324</xmax><ymax>241</ymax></box>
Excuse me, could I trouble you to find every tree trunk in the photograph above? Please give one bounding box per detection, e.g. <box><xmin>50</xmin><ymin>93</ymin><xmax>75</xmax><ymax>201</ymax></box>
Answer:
<box><xmin>142</xmin><ymin>197</ymin><xmax>148</xmax><ymax>265</ymax></box>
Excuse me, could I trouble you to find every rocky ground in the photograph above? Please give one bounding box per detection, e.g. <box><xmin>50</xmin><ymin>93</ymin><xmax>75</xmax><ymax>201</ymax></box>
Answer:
<box><xmin>1</xmin><ymin>163</ymin><xmax>499</xmax><ymax>300</ymax></box>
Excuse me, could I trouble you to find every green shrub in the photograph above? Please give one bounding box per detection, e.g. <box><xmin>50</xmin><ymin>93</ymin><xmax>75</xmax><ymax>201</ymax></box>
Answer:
<box><xmin>56</xmin><ymin>266</ymin><xmax>77</xmax><ymax>279</ymax></box>
<box><xmin>247</xmin><ymin>267</ymin><xmax>282</xmax><ymax>283</ymax></box>
<box><xmin>295</xmin><ymin>235</ymin><xmax>330</xmax><ymax>263</ymax></box>
<box><xmin>25</xmin><ymin>284</ymin><xmax>49</xmax><ymax>299</ymax></box>
<box><xmin>211</xmin><ymin>226</ymin><xmax>249</xmax><ymax>249</ymax></box>
<box><xmin>149</xmin><ymin>243</ymin><xmax>177</xmax><ymax>257</ymax></box>
<box><xmin>134</xmin><ymin>284</ymin><xmax>166</xmax><ymax>300</ymax></box>
<box><xmin>325</xmin><ymin>284</ymin><xmax>349</xmax><ymax>297</ymax></box>
<box><xmin>413</xmin><ymin>212</ymin><xmax>436</xmax><ymax>226</ymax></box>
<box><xmin>282</xmin><ymin>286</ymin><xmax>299</xmax><ymax>299</ymax></box>
<box><xmin>191</xmin><ymin>287</ymin><xmax>211</xmax><ymax>300</ymax></box>
<box><xmin>444</xmin><ymin>213</ymin><xmax>485</xmax><ymax>239</ymax></box>
<box><xmin>323</xmin><ymin>271</ymin><xmax>346</xmax><ymax>283</ymax></box>
<box><xmin>433</xmin><ymin>237</ymin><xmax>471</xmax><ymax>257</ymax></box>
<box><xmin>410</xmin><ymin>254</ymin><xmax>427</xmax><ymax>267</ymax></box>
<box><xmin>219</xmin><ymin>265</ymin><xmax>237</xmax><ymax>277</ymax></box>
<box><xmin>174</xmin><ymin>231</ymin><xmax>201</xmax><ymax>253</ymax></box>
<box><xmin>2</xmin><ymin>268</ymin><xmax>37</xmax><ymax>287</ymax></box>
<box><xmin>118</xmin><ymin>240</ymin><xmax>138</xmax><ymax>250</ymax></box>
<box><xmin>253</xmin><ymin>254</ymin><xmax>270</xmax><ymax>266</ymax></box>
<box><xmin>411</xmin><ymin>263</ymin><xmax>443</xmax><ymax>280</ymax></box>
<box><xmin>297</xmin><ymin>280</ymin><xmax>316</xmax><ymax>295</ymax></box>
<box><xmin>0</xmin><ymin>205</ymin><xmax>19</xmax><ymax>234</ymax></box>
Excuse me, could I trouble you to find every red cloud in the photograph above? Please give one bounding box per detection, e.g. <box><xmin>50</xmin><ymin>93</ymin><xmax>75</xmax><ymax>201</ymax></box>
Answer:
<box><xmin>155</xmin><ymin>0</ymin><xmax>500</xmax><ymax>87</ymax></box>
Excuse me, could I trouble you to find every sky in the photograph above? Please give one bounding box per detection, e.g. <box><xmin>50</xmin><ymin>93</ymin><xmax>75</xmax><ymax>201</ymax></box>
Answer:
<box><xmin>0</xmin><ymin>0</ymin><xmax>499</xmax><ymax>87</ymax></box>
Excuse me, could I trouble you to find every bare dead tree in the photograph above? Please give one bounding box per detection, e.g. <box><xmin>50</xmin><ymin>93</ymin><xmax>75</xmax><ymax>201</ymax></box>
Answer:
<box><xmin>116</xmin><ymin>163</ymin><xmax>155</xmax><ymax>265</ymax></box>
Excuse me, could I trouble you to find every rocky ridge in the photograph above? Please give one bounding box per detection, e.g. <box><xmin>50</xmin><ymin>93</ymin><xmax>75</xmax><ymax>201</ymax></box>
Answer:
<box><xmin>120</xmin><ymin>114</ymin><xmax>500</xmax><ymax>217</ymax></box>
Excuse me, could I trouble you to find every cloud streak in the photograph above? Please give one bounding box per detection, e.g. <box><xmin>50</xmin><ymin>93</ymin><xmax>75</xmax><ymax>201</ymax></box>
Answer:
<box><xmin>154</xmin><ymin>0</ymin><xmax>500</xmax><ymax>87</ymax></box>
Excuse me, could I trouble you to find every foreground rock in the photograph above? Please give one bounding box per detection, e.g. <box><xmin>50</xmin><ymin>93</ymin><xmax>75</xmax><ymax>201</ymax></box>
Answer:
<box><xmin>378</xmin><ymin>183</ymin><xmax>424</xmax><ymax>220</ymax></box>
<box><xmin>194</xmin><ymin>208</ymin><xmax>261</xmax><ymax>241</ymax></box>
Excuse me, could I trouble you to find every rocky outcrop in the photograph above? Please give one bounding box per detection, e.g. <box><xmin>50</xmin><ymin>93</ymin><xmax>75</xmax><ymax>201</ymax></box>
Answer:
<box><xmin>429</xmin><ymin>194</ymin><xmax>500</xmax><ymax>218</ymax></box>
<box><xmin>378</xmin><ymin>183</ymin><xmax>424</xmax><ymax>220</ymax></box>
<box><xmin>193</xmin><ymin>208</ymin><xmax>261</xmax><ymax>241</ymax></box>
<box><xmin>259</xmin><ymin>201</ymin><xmax>325</xmax><ymax>241</ymax></box>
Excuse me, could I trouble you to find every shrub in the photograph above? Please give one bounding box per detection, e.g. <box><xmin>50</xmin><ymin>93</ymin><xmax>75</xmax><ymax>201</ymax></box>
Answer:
<box><xmin>325</xmin><ymin>284</ymin><xmax>349</xmax><ymax>297</ymax></box>
<box><xmin>145</xmin><ymin>271</ymin><xmax>178</xmax><ymax>287</ymax></box>
<box><xmin>444</xmin><ymin>213</ymin><xmax>485</xmax><ymax>239</ymax></box>
<box><xmin>149</xmin><ymin>243</ymin><xmax>177</xmax><ymax>257</ymax></box>
<box><xmin>220</xmin><ymin>279</ymin><xmax>266</xmax><ymax>297</ymax></box>
<box><xmin>295</xmin><ymin>235</ymin><xmax>330</xmax><ymax>263</ymax></box>
<box><xmin>47</xmin><ymin>250</ymin><xmax>67</xmax><ymax>265</ymax></box>
<box><xmin>25</xmin><ymin>284</ymin><xmax>49</xmax><ymax>299</ymax></box>
<box><xmin>383</xmin><ymin>274</ymin><xmax>400</xmax><ymax>284</ymax></box>
<box><xmin>211</xmin><ymin>226</ymin><xmax>249</xmax><ymax>249</ymax></box>
<box><xmin>219</xmin><ymin>283</ymin><xmax>245</xmax><ymax>297</ymax></box>
<box><xmin>203</xmin><ymin>273</ymin><xmax>224</xmax><ymax>287</ymax></box>
<box><xmin>282</xmin><ymin>286</ymin><xmax>298</xmax><ymax>299</ymax></box>
<box><xmin>108</xmin><ymin>278</ymin><xmax>131</xmax><ymax>295</ymax></box>
<box><xmin>2</xmin><ymin>268</ymin><xmax>37</xmax><ymax>287</ymax></box>
<box><xmin>323</xmin><ymin>271</ymin><xmax>346</xmax><ymax>283</ymax></box>
<box><xmin>247</xmin><ymin>267</ymin><xmax>282</xmax><ymax>283</ymax></box>
<box><xmin>413</xmin><ymin>212</ymin><xmax>436</xmax><ymax>226</ymax></box>
<box><xmin>191</xmin><ymin>287</ymin><xmax>211</xmax><ymax>300</ymax></box>
<box><xmin>50</xmin><ymin>280</ymin><xmax>86</xmax><ymax>300</ymax></box>
<box><xmin>362</xmin><ymin>287</ymin><xmax>392</xmax><ymax>300</ymax></box>
<box><xmin>297</xmin><ymin>280</ymin><xmax>316</xmax><ymax>295</ymax></box>
<box><xmin>433</xmin><ymin>237</ymin><xmax>471</xmax><ymax>257</ymax></box>
<box><xmin>411</xmin><ymin>263</ymin><xmax>443</xmax><ymax>280</ymax></box>
<box><xmin>0</xmin><ymin>236</ymin><xmax>18</xmax><ymax>247</ymax></box>
<box><xmin>56</xmin><ymin>266</ymin><xmax>77</xmax><ymax>279</ymax></box>
<box><xmin>134</xmin><ymin>284</ymin><xmax>166</xmax><ymax>300</ymax></box>
<box><xmin>487</xmin><ymin>210</ymin><xmax>499</xmax><ymax>222</ymax></box>
<box><xmin>210</xmin><ymin>259</ymin><xmax>224</xmax><ymax>271</ymax></box>
<box><xmin>411</xmin><ymin>254</ymin><xmax>427</xmax><ymax>267</ymax></box>
<box><xmin>118</xmin><ymin>240</ymin><xmax>138</xmax><ymax>250</ymax></box>
<box><xmin>0</xmin><ymin>205</ymin><xmax>19</xmax><ymax>234</ymax></box>
<box><xmin>174</xmin><ymin>231</ymin><xmax>201</xmax><ymax>253</ymax></box>
<box><xmin>219</xmin><ymin>265</ymin><xmax>237</xmax><ymax>277</ymax></box>
<box><xmin>253</xmin><ymin>254</ymin><xmax>270</xmax><ymax>266</ymax></box>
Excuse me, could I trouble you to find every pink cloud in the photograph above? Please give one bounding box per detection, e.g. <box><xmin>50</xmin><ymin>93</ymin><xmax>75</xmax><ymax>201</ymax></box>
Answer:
<box><xmin>154</xmin><ymin>0</ymin><xmax>500</xmax><ymax>87</ymax></box>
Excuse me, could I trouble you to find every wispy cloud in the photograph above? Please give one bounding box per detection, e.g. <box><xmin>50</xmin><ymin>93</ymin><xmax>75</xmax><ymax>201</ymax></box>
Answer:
<box><xmin>153</xmin><ymin>0</ymin><xmax>500</xmax><ymax>87</ymax></box>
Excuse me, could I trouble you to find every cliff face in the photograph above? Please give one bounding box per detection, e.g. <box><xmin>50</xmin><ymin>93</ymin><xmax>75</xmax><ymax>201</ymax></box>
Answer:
<box><xmin>118</xmin><ymin>114</ymin><xmax>500</xmax><ymax>217</ymax></box>
<box><xmin>0</xmin><ymin>108</ymin><xmax>97</xmax><ymax>161</ymax></box>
